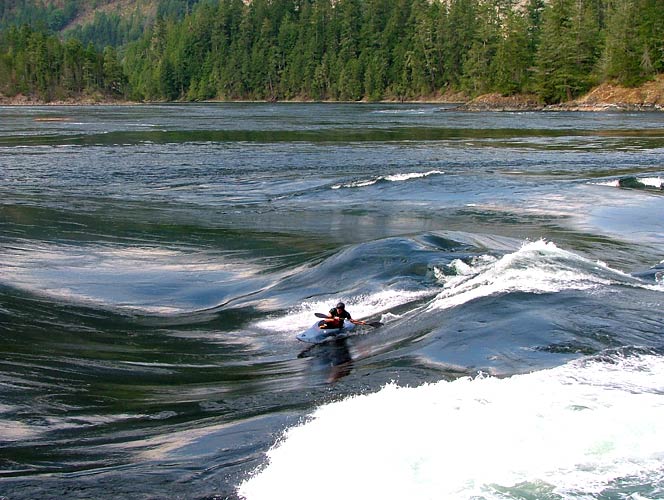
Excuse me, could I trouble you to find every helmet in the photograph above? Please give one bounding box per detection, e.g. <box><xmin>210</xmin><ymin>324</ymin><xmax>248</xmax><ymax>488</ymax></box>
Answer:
<box><xmin>336</xmin><ymin>302</ymin><xmax>345</xmax><ymax>310</ymax></box>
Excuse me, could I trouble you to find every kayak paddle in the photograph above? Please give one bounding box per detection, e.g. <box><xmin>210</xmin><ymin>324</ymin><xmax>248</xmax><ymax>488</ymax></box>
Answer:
<box><xmin>315</xmin><ymin>312</ymin><xmax>383</xmax><ymax>328</ymax></box>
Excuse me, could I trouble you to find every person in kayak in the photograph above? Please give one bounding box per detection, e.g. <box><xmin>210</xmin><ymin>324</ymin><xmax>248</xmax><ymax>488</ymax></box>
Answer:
<box><xmin>320</xmin><ymin>302</ymin><xmax>367</xmax><ymax>329</ymax></box>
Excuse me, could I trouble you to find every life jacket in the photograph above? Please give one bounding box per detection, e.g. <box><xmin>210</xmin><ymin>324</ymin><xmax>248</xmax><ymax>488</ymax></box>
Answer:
<box><xmin>328</xmin><ymin>308</ymin><xmax>351</xmax><ymax>328</ymax></box>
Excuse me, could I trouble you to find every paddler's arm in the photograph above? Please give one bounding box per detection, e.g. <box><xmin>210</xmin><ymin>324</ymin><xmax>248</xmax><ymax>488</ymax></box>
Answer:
<box><xmin>322</xmin><ymin>312</ymin><xmax>336</xmax><ymax>324</ymax></box>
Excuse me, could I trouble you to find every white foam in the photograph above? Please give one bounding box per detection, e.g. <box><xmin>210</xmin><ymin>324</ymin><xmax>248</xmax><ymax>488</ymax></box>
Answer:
<box><xmin>255</xmin><ymin>289</ymin><xmax>434</xmax><ymax>333</ymax></box>
<box><xmin>383</xmin><ymin>170</ymin><xmax>445</xmax><ymax>182</ymax></box>
<box><xmin>332</xmin><ymin>170</ymin><xmax>444</xmax><ymax>190</ymax></box>
<box><xmin>373</xmin><ymin>108</ymin><xmax>432</xmax><ymax>115</ymax></box>
<box><xmin>238</xmin><ymin>354</ymin><xmax>664</xmax><ymax>500</ymax></box>
<box><xmin>641</xmin><ymin>176</ymin><xmax>664</xmax><ymax>188</ymax></box>
<box><xmin>592</xmin><ymin>179</ymin><xmax>620</xmax><ymax>187</ymax></box>
<box><xmin>592</xmin><ymin>176</ymin><xmax>663</xmax><ymax>188</ymax></box>
<box><xmin>428</xmin><ymin>240</ymin><xmax>638</xmax><ymax>311</ymax></box>
<box><xmin>331</xmin><ymin>178</ymin><xmax>380</xmax><ymax>189</ymax></box>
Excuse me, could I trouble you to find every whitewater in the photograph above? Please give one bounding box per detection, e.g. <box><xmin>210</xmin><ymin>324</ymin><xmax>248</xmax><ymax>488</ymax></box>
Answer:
<box><xmin>1</xmin><ymin>103</ymin><xmax>663</xmax><ymax>499</ymax></box>
<box><xmin>239</xmin><ymin>353</ymin><xmax>664</xmax><ymax>500</ymax></box>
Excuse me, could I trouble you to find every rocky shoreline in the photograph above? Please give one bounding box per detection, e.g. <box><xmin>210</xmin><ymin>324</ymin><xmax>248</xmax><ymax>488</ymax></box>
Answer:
<box><xmin>0</xmin><ymin>93</ymin><xmax>133</xmax><ymax>106</ymax></box>
<box><xmin>2</xmin><ymin>75</ymin><xmax>664</xmax><ymax>111</ymax></box>
<box><xmin>455</xmin><ymin>75</ymin><xmax>664</xmax><ymax>112</ymax></box>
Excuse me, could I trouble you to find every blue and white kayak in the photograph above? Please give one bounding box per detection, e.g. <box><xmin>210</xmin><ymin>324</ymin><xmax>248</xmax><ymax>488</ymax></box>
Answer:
<box><xmin>296</xmin><ymin>320</ymin><xmax>356</xmax><ymax>344</ymax></box>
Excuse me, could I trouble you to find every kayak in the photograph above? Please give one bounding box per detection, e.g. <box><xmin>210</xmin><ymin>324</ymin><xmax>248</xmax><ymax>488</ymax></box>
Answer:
<box><xmin>296</xmin><ymin>320</ymin><xmax>356</xmax><ymax>344</ymax></box>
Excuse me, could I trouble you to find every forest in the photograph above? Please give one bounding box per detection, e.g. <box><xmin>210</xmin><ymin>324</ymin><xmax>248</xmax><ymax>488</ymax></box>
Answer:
<box><xmin>1</xmin><ymin>0</ymin><xmax>663</xmax><ymax>104</ymax></box>
<box><xmin>0</xmin><ymin>25</ymin><xmax>126</xmax><ymax>101</ymax></box>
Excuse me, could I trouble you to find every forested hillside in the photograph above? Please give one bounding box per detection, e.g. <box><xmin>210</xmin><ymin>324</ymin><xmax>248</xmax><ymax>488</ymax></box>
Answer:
<box><xmin>0</xmin><ymin>0</ymin><xmax>82</xmax><ymax>32</ymax></box>
<box><xmin>1</xmin><ymin>0</ymin><xmax>663</xmax><ymax>104</ymax></box>
<box><xmin>0</xmin><ymin>0</ymin><xmax>200</xmax><ymax>101</ymax></box>
<box><xmin>1</xmin><ymin>0</ymin><xmax>202</xmax><ymax>48</ymax></box>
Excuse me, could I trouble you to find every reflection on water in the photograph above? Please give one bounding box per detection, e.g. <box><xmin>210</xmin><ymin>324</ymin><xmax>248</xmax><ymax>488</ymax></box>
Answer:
<box><xmin>298</xmin><ymin>338</ymin><xmax>354</xmax><ymax>384</ymax></box>
<box><xmin>0</xmin><ymin>104</ymin><xmax>663</xmax><ymax>499</ymax></box>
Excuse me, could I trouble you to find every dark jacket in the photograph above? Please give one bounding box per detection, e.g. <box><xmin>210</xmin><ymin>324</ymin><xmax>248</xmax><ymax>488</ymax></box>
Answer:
<box><xmin>328</xmin><ymin>308</ymin><xmax>351</xmax><ymax>328</ymax></box>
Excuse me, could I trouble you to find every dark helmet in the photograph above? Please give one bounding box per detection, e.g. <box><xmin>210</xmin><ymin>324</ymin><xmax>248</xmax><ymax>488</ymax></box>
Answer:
<box><xmin>336</xmin><ymin>302</ymin><xmax>345</xmax><ymax>310</ymax></box>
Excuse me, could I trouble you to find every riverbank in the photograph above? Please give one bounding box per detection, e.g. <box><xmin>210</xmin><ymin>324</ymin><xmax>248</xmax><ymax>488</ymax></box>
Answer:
<box><xmin>0</xmin><ymin>93</ymin><xmax>133</xmax><ymax>106</ymax></box>
<box><xmin>2</xmin><ymin>75</ymin><xmax>664</xmax><ymax>110</ymax></box>
<box><xmin>457</xmin><ymin>75</ymin><xmax>664</xmax><ymax>112</ymax></box>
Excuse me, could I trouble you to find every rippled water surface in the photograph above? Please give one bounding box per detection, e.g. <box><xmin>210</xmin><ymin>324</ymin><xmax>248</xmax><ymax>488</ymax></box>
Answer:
<box><xmin>1</xmin><ymin>104</ymin><xmax>663</xmax><ymax>499</ymax></box>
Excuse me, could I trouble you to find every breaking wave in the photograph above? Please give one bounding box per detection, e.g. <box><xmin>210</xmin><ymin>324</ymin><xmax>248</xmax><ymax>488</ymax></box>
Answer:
<box><xmin>331</xmin><ymin>170</ymin><xmax>444</xmax><ymax>189</ymax></box>
<box><xmin>239</xmin><ymin>352</ymin><xmax>664</xmax><ymax>500</ymax></box>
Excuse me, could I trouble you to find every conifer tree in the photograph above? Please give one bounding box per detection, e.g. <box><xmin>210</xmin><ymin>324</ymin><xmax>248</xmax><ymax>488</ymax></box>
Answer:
<box><xmin>536</xmin><ymin>0</ymin><xmax>601</xmax><ymax>103</ymax></box>
<box><xmin>491</xmin><ymin>7</ymin><xmax>532</xmax><ymax>95</ymax></box>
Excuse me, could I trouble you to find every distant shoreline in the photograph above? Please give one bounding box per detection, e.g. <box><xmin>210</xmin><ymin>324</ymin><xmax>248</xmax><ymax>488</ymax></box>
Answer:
<box><xmin>0</xmin><ymin>93</ymin><xmax>136</xmax><ymax>107</ymax></box>
<box><xmin>2</xmin><ymin>76</ymin><xmax>663</xmax><ymax>111</ymax></box>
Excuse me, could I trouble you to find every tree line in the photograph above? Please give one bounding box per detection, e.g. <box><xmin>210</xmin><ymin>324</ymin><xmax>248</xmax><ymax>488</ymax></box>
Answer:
<box><xmin>1</xmin><ymin>0</ymin><xmax>663</xmax><ymax>104</ymax></box>
<box><xmin>0</xmin><ymin>24</ymin><xmax>126</xmax><ymax>101</ymax></box>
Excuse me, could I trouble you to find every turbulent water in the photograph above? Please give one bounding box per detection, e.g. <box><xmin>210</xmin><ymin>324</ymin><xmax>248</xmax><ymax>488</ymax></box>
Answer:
<box><xmin>0</xmin><ymin>103</ymin><xmax>663</xmax><ymax>499</ymax></box>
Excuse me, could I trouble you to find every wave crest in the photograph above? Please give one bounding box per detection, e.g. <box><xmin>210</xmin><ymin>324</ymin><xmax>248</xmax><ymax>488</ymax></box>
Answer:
<box><xmin>331</xmin><ymin>170</ymin><xmax>444</xmax><ymax>189</ymax></box>
<box><xmin>428</xmin><ymin>240</ymin><xmax>642</xmax><ymax>311</ymax></box>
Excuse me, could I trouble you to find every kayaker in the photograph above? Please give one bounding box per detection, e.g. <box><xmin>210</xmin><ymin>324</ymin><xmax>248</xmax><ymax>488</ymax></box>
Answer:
<box><xmin>320</xmin><ymin>302</ymin><xmax>367</xmax><ymax>329</ymax></box>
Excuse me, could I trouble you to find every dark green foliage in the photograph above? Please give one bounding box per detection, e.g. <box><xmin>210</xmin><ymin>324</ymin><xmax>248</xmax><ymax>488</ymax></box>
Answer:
<box><xmin>490</xmin><ymin>11</ymin><xmax>532</xmax><ymax>95</ymax></box>
<box><xmin>66</xmin><ymin>11</ymin><xmax>141</xmax><ymax>50</ymax></box>
<box><xmin>535</xmin><ymin>0</ymin><xmax>602</xmax><ymax>103</ymax></box>
<box><xmin>2</xmin><ymin>1</ymin><xmax>206</xmax><ymax>50</ymax></box>
<box><xmin>602</xmin><ymin>0</ymin><xmax>664</xmax><ymax>87</ymax></box>
<box><xmin>1</xmin><ymin>0</ymin><xmax>663</xmax><ymax>103</ymax></box>
<box><xmin>0</xmin><ymin>0</ymin><xmax>82</xmax><ymax>32</ymax></box>
<box><xmin>0</xmin><ymin>24</ymin><xmax>126</xmax><ymax>100</ymax></box>
<box><xmin>157</xmin><ymin>0</ymin><xmax>201</xmax><ymax>19</ymax></box>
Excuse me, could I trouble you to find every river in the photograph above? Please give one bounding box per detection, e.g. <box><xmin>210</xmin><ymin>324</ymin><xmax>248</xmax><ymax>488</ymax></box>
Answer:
<box><xmin>0</xmin><ymin>103</ymin><xmax>663</xmax><ymax>499</ymax></box>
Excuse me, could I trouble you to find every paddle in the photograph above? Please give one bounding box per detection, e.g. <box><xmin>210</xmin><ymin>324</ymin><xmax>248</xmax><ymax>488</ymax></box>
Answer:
<box><xmin>315</xmin><ymin>312</ymin><xmax>383</xmax><ymax>328</ymax></box>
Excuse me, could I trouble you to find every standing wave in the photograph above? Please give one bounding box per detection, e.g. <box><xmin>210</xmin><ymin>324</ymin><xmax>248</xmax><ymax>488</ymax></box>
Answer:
<box><xmin>427</xmin><ymin>239</ymin><xmax>654</xmax><ymax>311</ymax></box>
<box><xmin>331</xmin><ymin>170</ymin><xmax>445</xmax><ymax>189</ymax></box>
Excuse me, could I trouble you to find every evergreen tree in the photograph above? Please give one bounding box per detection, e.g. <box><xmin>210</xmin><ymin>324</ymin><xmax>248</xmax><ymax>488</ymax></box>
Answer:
<box><xmin>603</xmin><ymin>0</ymin><xmax>663</xmax><ymax>86</ymax></box>
<box><xmin>461</xmin><ymin>0</ymin><xmax>501</xmax><ymax>96</ymax></box>
<box><xmin>640</xmin><ymin>0</ymin><xmax>664</xmax><ymax>75</ymax></box>
<box><xmin>409</xmin><ymin>0</ymin><xmax>439</xmax><ymax>95</ymax></box>
<box><xmin>491</xmin><ymin>7</ymin><xmax>533</xmax><ymax>95</ymax></box>
<box><xmin>336</xmin><ymin>0</ymin><xmax>364</xmax><ymax>100</ymax></box>
<box><xmin>602</xmin><ymin>0</ymin><xmax>642</xmax><ymax>86</ymax></box>
<box><xmin>444</xmin><ymin>0</ymin><xmax>478</xmax><ymax>88</ymax></box>
<box><xmin>536</xmin><ymin>0</ymin><xmax>601</xmax><ymax>103</ymax></box>
<box><xmin>103</xmin><ymin>46</ymin><xmax>126</xmax><ymax>94</ymax></box>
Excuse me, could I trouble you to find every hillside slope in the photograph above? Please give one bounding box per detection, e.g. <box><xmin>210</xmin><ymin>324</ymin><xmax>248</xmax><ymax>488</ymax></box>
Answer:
<box><xmin>1</xmin><ymin>0</ymin><xmax>198</xmax><ymax>47</ymax></box>
<box><xmin>59</xmin><ymin>0</ymin><xmax>158</xmax><ymax>32</ymax></box>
